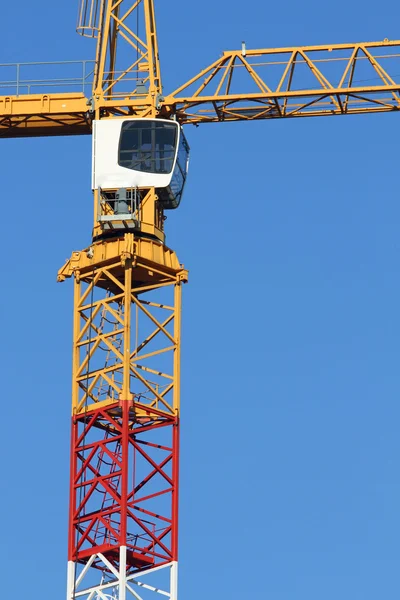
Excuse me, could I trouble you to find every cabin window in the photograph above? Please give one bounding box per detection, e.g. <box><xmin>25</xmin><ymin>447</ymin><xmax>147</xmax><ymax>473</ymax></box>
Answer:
<box><xmin>159</xmin><ymin>130</ymin><xmax>190</xmax><ymax>209</ymax></box>
<box><xmin>118</xmin><ymin>120</ymin><xmax>178</xmax><ymax>174</ymax></box>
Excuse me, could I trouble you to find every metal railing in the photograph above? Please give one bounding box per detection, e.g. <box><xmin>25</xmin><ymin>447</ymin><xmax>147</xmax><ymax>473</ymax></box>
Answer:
<box><xmin>0</xmin><ymin>60</ymin><xmax>95</xmax><ymax>96</ymax></box>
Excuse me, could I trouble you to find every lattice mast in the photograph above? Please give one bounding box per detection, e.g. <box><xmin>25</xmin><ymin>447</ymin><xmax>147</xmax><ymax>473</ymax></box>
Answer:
<box><xmin>59</xmin><ymin>2</ymin><xmax>186</xmax><ymax>599</ymax></box>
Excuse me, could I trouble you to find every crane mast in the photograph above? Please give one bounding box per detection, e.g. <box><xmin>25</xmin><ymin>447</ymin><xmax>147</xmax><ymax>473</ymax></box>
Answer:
<box><xmin>61</xmin><ymin>3</ymin><xmax>185</xmax><ymax>599</ymax></box>
<box><xmin>1</xmin><ymin>2</ymin><xmax>400</xmax><ymax>600</ymax></box>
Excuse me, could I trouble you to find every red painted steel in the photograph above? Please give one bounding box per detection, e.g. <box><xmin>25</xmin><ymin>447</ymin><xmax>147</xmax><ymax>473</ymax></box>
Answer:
<box><xmin>68</xmin><ymin>400</ymin><xmax>179</xmax><ymax>573</ymax></box>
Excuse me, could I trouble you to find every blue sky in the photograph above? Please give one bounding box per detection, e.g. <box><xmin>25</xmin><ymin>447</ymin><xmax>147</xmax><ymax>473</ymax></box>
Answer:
<box><xmin>1</xmin><ymin>1</ymin><xmax>400</xmax><ymax>599</ymax></box>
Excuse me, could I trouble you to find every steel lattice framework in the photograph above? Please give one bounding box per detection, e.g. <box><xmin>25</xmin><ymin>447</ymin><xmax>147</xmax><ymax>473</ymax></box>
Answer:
<box><xmin>1</xmin><ymin>2</ymin><xmax>399</xmax><ymax>600</ymax></box>
<box><xmin>2</xmin><ymin>39</ymin><xmax>400</xmax><ymax>136</ymax></box>
<box><xmin>59</xmin><ymin>234</ymin><xmax>186</xmax><ymax>600</ymax></box>
<box><xmin>167</xmin><ymin>40</ymin><xmax>400</xmax><ymax>122</ymax></box>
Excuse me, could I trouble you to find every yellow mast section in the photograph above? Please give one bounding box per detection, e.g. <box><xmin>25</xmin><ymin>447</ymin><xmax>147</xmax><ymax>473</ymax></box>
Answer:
<box><xmin>1</xmin><ymin>39</ymin><xmax>400</xmax><ymax>137</ymax></box>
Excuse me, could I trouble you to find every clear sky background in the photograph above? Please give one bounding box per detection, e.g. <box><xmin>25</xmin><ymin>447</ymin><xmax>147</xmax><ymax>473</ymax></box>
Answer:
<box><xmin>1</xmin><ymin>1</ymin><xmax>400</xmax><ymax>599</ymax></box>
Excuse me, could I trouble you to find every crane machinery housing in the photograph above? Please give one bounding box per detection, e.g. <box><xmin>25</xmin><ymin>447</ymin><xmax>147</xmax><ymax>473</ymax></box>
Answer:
<box><xmin>2</xmin><ymin>1</ymin><xmax>400</xmax><ymax>599</ymax></box>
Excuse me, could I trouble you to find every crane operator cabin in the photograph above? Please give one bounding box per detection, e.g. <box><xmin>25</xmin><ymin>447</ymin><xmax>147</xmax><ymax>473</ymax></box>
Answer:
<box><xmin>93</xmin><ymin>118</ymin><xmax>190</xmax><ymax>230</ymax></box>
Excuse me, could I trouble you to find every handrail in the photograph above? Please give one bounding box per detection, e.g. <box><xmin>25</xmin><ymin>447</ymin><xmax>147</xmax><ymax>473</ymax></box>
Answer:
<box><xmin>0</xmin><ymin>60</ymin><xmax>95</xmax><ymax>95</ymax></box>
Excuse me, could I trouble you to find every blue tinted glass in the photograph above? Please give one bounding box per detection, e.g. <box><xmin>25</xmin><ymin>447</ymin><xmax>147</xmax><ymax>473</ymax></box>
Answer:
<box><xmin>163</xmin><ymin>130</ymin><xmax>189</xmax><ymax>208</ymax></box>
<box><xmin>119</xmin><ymin>120</ymin><xmax>178</xmax><ymax>174</ymax></box>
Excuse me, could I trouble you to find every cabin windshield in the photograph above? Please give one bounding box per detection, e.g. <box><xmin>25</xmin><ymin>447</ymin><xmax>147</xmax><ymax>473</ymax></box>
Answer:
<box><xmin>118</xmin><ymin>120</ymin><xmax>178</xmax><ymax>174</ymax></box>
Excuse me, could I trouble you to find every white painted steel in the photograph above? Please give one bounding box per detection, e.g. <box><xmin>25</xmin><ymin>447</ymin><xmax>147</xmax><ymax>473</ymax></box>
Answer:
<box><xmin>67</xmin><ymin>557</ymin><xmax>178</xmax><ymax>600</ymax></box>
<box><xmin>119</xmin><ymin>547</ymin><xmax>127</xmax><ymax>600</ymax></box>
<box><xmin>170</xmin><ymin>563</ymin><xmax>178</xmax><ymax>600</ymax></box>
<box><xmin>92</xmin><ymin>119</ymin><xmax>179</xmax><ymax>190</ymax></box>
<box><xmin>67</xmin><ymin>561</ymin><xmax>75</xmax><ymax>600</ymax></box>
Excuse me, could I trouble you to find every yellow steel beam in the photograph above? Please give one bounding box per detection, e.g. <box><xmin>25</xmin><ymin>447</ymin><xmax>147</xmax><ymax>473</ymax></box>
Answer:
<box><xmin>0</xmin><ymin>92</ymin><xmax>90</xmax><ymax>138</ymax></box>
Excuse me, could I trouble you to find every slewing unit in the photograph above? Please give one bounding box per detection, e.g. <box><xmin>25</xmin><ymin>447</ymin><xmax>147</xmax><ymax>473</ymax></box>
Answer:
<box><xmin>93</xmin><ymin>118</ymin><xmax>190</xmax><ymax>210</ymax></box>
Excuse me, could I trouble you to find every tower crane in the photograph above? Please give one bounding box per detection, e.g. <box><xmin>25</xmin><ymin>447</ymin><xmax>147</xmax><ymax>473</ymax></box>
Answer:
<box><xmin>2</xmin><ymin>2</ymin><xmax>400</xmax><ymax>599</ymax></box>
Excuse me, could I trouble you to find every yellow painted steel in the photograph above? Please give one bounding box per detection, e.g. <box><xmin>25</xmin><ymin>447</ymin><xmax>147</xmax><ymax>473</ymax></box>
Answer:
<box><xmin>57</xmin><ymin>234</ymin><xmax>185</xmax><ymax>282</ymax></box>
<box><xmin>2</xmin><ymin>38</ymin><xmax>400</xmax><ymax>137</ymax></box>
<box><xmin>60</xmin><ymin>233</ymin><xmax>187</xmax><ymax>416</ymax></box>
<box><xmin>0</xmin><ymin>93</ymin><xmax>90</xmax><ymax>137</ymax></box>
<box><xmin>165</xmin><ymin>39</ymin><xmax>400</xmax><ymax>123</ymax></box>
<box><xmin>91</xmin><ymin>0</ymin><xmax>162</xmax><ymax>118</ymax></box>
<box><xmin>92</xmin><ymin>188</ymin><xmax>165</xmax><ymax>242</ymax></box>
